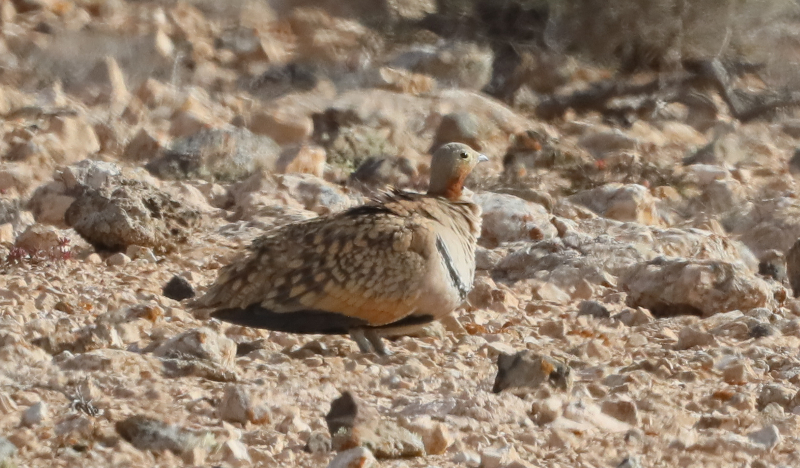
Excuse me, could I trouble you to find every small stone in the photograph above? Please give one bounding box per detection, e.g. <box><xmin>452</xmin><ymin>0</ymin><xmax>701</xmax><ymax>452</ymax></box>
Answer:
<box><xmin>626</xmin><ymin>333</ymin><xmax>648</xmax><ymax>347</ymax></box>
<box><xmin>217</xmin><ymin>386</ymin><xmax>252</xmax><ymax>424</ymax></box>
<box><xmin>453</xmin><ymin>450</ymin><xmax>481</xmax><ymax>467</ymax></box>
<box><xmin>622</xmin><ymin>257</ymin><xmax>773</xmax><ymax>317</ymax></box>
<box><xmin>21</xmin><ymin>401</ymin><xmax>48</xmax><ymax>427</ymax></box>
<box><xmin>15</xmin><ymin>224</ymin><xmax>62</xmax><ymax>252</ymax></box>
<box><xmin>146</xmin><ymin>127</ymin><xmax>280</xmax><ymax>182</ymax></box>
<box><xmin>126</xmin><ymin>245</ymin><xmax>157</xmax><ymax>262</ymax></box>
<box><xmin>0</xmin><ymin>436</ymin><xmax>16</xmax><ymax>464</ymax></box>
<box><xmin>106</xmin><ymin>252</ymin><xmax>130</xmax><ymax>267</ymax></box>
<box><xmin>578</xmin><ymin>300</ymin><xmax>610</xmax><ymax>319</ymax></box>
<box><xmin>154</xmin><ymin>28</ymin><xmax>174</xmax><ymax>58</ymax></box>
<box><xmin>757</xmin><ymin>385</ymin><xmax>794</xmax><ymax>410</ymax></box>
<box><xmin>183</xmin><ymin>446</ymin><xmax>207</xmax><ymax>465</ymax></box>
<box><xmin>399</xmin><ymin>416</ymin><xmax>453</xmax><ymax>455</ymax></box>
<box><xmin>370</xmin><ymin>67</ymin><xmax>434</xmax><ymax>95</ymax></box>
<box><xmin>217</xmin><ymin>385</ymin><xmax>270</xmax><ymax>425</ymax></box>
<box><xmin>538</xmin><ymin>320</ymin><xmax>566</xmax><ymax>339</ymax></box>
<box><xmin>585</xmin><ymin>340</ymin><xmax>611</xmax><ymax>360</ymax></box>
<box><xmin>326</xmin><ymin>392</ymin><xmax>363</xmax><ymax>436</ymax></box>
<box><xmin>617</xmin><ymin>456</ymin><xmax>643</xmax><ymax>468</ymax></box>
<box><xmin>480</xmin><ymin>445</ymin><xmax>520</xmax><ymax>468</ymax></box>
<box><xmin>787</xmin><ymin>238</ymin><xmax>800</xmax><ymax>298</ymax></box>
<box><xmin>305</xmin><ymin>431</ymin><xmax>332</xmax><ymax>455</ymax></box>
<box><xmin>162</xmin><ymin>275</ymin><xmax>196</xmax><ymax>301</ymax></box>
<box><xmin>326</xmin><ymin>447</ymin><xmax>377</xmax><ymax>468</ymax></box>
<box><xmin>0</xmin><ymin>223</ymin><xmax>14</xmax><ymax>244</ymax></box>
<box><xmin>116</xmin><ymin>415</ymin><xmax>201</xmax><ymax>456</ymax></box>
<box><xmin>276</xmin><ymin>144</ymin><xmax>326</xmax><ymax>178</ymax></box>
<box><xmin>601</xmin><ymin>399</ymin><xmax>640</xmax><ymax>426</ymax></box>
<box><xmin>675</xmin><ymin>326</ymin><xmax>717</xmax><ymax>350</ymax></box>
<box><xmin>326</xmin><ymin>392</ymin><xmax>423</xmax><ymax>458</ymax></box>
<box><xmin>154</xmin><ymin>327</ymin><xmax>236</xmax><ymax>368</ymax></box>
<box><xmin>122</xmin><ymin>128</ymin><xmax>163</xmax><ymax>162</ymax></box>
<box><xmin>85</xmin><ymin>253</ymin><xmax>102</xmax><ymax>264</ymax></box>
<box><xmin>748</xmin><ymin>425</ymin><xmax>781</xmax><ymax>451</ymax></box>
<box><xmin>249</xmin><ymin>109</ymin><xmax>314</xmax><ymax>146</ymax></box>
<box><xmin>749</xmin><ymin>323</ymin><xmax>776</xmax><ymax>339</ymax></box>
<box><xmin>493</xmin><ymin>350</ymin><xmax>572</xmax><ymax>393</ymax></box>
<box><xmin>533</xmin><ymin>282</ymin><xmax>571</xmax><ymax>303</ymax></box>
<box><xmin>222</xmin><ymin>439</ymin><xmax>251</xmax><ymax>466</ymax></box>
<box><xmin>723</xmin><ymin>362</ymin><xmax>755</xmax><ymax>385</ymax></box>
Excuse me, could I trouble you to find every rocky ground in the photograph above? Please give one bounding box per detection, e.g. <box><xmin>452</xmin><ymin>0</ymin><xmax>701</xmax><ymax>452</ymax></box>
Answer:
<box><xmin>2</xmin><ymin>1</ymin><xmax>800</xmax><ymax>467</ymax></box>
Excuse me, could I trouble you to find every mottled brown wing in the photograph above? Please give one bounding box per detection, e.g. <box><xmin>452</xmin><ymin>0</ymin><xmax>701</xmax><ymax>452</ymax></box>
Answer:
<box><xmin>195</xmin><ymin>203</ymin><xmax>436</xmax><ymax>327</ymax></box>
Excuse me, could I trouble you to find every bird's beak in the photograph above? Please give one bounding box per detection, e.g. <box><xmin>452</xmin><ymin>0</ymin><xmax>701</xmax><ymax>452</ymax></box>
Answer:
<box><xmin>478</xmin><ymin>154</ymin><xmax>489</xmax><ymax>163</ymax></box>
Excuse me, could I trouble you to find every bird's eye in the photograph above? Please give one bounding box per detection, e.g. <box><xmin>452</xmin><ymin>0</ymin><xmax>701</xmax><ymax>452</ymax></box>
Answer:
<box><xmin>460</xmin><ymin>152</ymin><xmax>469</xmax><ymax>159</ymax></box>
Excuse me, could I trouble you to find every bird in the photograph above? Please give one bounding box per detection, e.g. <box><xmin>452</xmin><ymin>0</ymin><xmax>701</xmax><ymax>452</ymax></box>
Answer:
<box><xmin>192</xmin><ymin>142</ymin><xmax>488</xmax><ymax>355</ymax></box>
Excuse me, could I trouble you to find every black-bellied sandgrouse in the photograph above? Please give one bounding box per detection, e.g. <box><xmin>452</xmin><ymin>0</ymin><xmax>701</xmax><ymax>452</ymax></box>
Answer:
<box><xmin>193</xmin><ymin>142</ymin><xmax>487</xmax><ymax>355</ymax></box>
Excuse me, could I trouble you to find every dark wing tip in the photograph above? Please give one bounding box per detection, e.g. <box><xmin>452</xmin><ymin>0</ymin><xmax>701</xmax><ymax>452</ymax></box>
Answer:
<box><xmin>211</xmin><ymin>305</ymin><xmax>370</xmax><ymax>335</ymax></box>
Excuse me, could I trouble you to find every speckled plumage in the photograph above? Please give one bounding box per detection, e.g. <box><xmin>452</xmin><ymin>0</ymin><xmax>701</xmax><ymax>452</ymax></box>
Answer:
<box><xmin>193</xmin><ymin>143</ymin><xmax>486</xmax><ymax>354</ymax></box>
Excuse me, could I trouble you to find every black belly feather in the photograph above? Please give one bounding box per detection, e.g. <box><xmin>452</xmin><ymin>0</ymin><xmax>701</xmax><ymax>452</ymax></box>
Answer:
<box><xmin>211</xmin><ymin>304</ymin><xmax>435</xmax><ymax>335</ymax></box>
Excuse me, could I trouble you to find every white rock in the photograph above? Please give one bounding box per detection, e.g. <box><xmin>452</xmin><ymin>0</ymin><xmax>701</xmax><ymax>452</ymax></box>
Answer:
<box><xmin>61</xmin><ymin>160</ymin><xmax>121</xmax><ymax>191</ymax></box>
<box><xmin>222</xmin><ymin>439</ymin><xmax>251</xmax><ymax>466</ymax></box>
<box><xmin>106</xmin><ymin>252</ymin><xmax>131</xmax><ymax>267</ymax></box>
<box><xmin>125</xmin><ymin>245</ymin><xmax>157</xmax><ymax>263</ymax></box>
<box><xmin>452</xmin><ymin>450</ymin><xmax>481</xmax><ymax>467</ymax></box>
<box><xmin>399</xmin><ymin>415</ymin><xmax>453</xmax><ymax>455</ymax></box>
<box><xmin>480</xmin><ymin>445</ymin><xmax>520</xmax><ymax>468</ymax></box>
<box><xmin>748</xmin><ymin>425</ymin><xmax>782</xmax><ymax>451</ymax></box>
<box><xmin>326</xmin><ymin>447</ymin><xmax>377</xmax><ymax>468</ymax></box>
<box><xmin>21</xmin><ymin>402</ymin><xmax>48</xmax><ymax>427</ymax></box>
<box><xmin>474</xmin><ymin>192</ymin><xmax>556</xmax><ymax>247</ymax></box>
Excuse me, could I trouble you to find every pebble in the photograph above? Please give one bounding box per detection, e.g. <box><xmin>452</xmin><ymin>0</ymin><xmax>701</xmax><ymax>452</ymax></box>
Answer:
<box><xmin>85</xmin><ymin>253</ymin><xmax>102</xmax><ymax>264</ymax></box>
<box><xmin>162</xmin><ymin>275</ymin><xmax>196</xmax><ymax>301</ymax></box>
<box><xmin>748</xmin><ymin>425</ymin><xmax>782</xmax><ymax>451</ymax></box>
<box><xmin>115</xmin><ymin>415</ymin><xmax>201</xmax><ymax>455</ymax></box>
<box><xmin>676</xmin><ymin>326</ymin><xmax>717</xmax><ymax>350</ymax></box>
<box><xmin>480</xmin><ymin>446</ymin><xmax>521</xmax><ymax>468</ymax></box>
<box><xmin>578</xmin><ymin>300</ymin><xmax>611</xmax><ymax>319</ymax></box>
<box><xmin>617</xmin><ymin>456</ymin><xmax>643</xmax><ymax>468</ymax></box>
<box><xmin>106</xmin><ymin>252</ymin><xmax>131</xmax><ymax>267</ymax></box>
<box><xmin>326</xmin><ymin>447</ymin><xmax>377</xmax><ymax>468</ymax></box>
<box><xmin>722</xmin><ymin>362</ymin><xmax>754</xmax><ymax>385</ymax></box>
<box><xmin>222</xmin><ymin>439</ymin><xmax>251</xmax><ymax>466</ymax></box>
<box><xmin>493</xmin><ymin>350</ymin><xmax>572</xmax><ymax>393</ymax></box>
<box><xmin>21</xmin><ymin>401</ymin><xmax>48</xmax><ymax>427</ymax></box>
<box><xmin>601</xmin><ymin>399</ymin><xmax>640</xmax><ymax>426</ymax></box>
<box><xmin>154</xmin><ymin>327</ymin><xmax>236</xmax><ymax>368</ymax></box>
<box><xmin>0</xmin><ymin>436</ymin><xmax>16</xmax><ymax>463</ymax></box>
<box><xmin>452</xmin><ymin>450</ymin><xmax>481</xmax><ymax>467</ymax></box>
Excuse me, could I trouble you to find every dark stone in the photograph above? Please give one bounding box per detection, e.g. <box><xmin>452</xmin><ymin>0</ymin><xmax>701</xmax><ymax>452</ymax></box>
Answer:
<box><xmin>749</xmin><ymin>323</ymin><xmax>776</xmax><ymax>339</ymax></box>
<box><xmin>577</xmin><ymin>300</ymin><xmax>611</xmax><ymax>319</ymax></box>
<box><xmin>162</xmin><ymin>275</ymin><xmax>195</xmax><ymax>301</ymax></box>
<box><xmin>115</xmin><ymin>415</ymin><xmax>199</xmax><ymax>456</ymax></box>
<box><xmin>326</xmin><ymin>392</ymin><xmax>359</xmax><ymax>435</ymax></box>
<box><xmin>786</xmin><ymin>238</ymin><xmax>800</xmax><ymax>297</ymax></box>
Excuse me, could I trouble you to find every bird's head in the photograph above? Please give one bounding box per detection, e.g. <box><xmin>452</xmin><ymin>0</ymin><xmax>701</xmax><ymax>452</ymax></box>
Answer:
<box><xmin>427</xmin><ymin>142</ymin><xmax>489</xmax><ymax>200</ymax></box>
